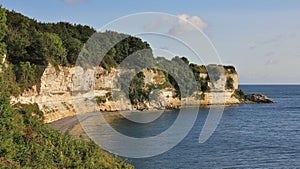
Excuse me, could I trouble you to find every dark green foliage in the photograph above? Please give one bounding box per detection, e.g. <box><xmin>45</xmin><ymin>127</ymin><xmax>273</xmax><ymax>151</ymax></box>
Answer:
<box><xmin>33</xmin><ymin>32</ymin><xmax>66</xmax><ymax>65</ymax></box>
<box><xmin>105</xmin><ymin>92</ymin><xmax>113</xmax><ymax>101</ymax></box>
<box><xmin>14</xmin><ymin>61</ymin><xmax>38</xmax><ymax>91</ymax></box>
<box><xmin>113</xmin><ymin>35</ymin><xmax>152</xmax><ymax>65</ymax></box>
<box><xmin>156</xmin><ymin>56</ymin><xmax>197</xmax><ymax>98</ymax></box>
<box><xmin>129</xmin><ymin>72</ymin><xmax>149</xmax><ymax>105</ymax></box>
<box><xmin>3</xmin><ymin>9</ymin><xmax>96</xmax><ymax>92</ymax></box>
<box><xmin>80</xmin><ymin>31</ymin><xmax>154</xmax><ymax>71</ymax></box>
<box><xmin>96</xmin><ymin>96</ymin><xmax>107</xmax><ymax>105</ymax></box>
<box><xmin>232</xmin><ymin>89</ymin><xmax>245</xmax><ymax>100</ymax></box>
<box><xmin>180</xmin><ymin>56</ymin><xmax>189</xmax><ymax>65</ymax></box>
<box><xmin>127</xmin><ymin>70</ymin><xmax>171</xmax><ymax>105</ymax></box>
<box><xmin>0</xmin><ymin>64</ymin><xmax>20</xmax><ymax>96</ymax></box>
<box><xmin>118</xmin><ymin>48</ymin><xmax>155</xmax><ymax>71</ymax></box>
<box><xmin>5</xmin><ymin>10</ymin><xmax>38</xmax><ymax>65</ymax></box>
<box><xmin>189</xmin><ymin>64</ymin><xmax>209</xmax><ymax>92</ymax></box>
<box><xmin>189</xmin><ymin>63</ymin><xmax>207</xmax><ymax>74</ymax></box>
<box><xmin>64</xmin><ymin>37</ymin><xmax>83</xmax><ymax>65</ymax></box>
<box><xmin>0</xmin><ymin>7</ymin><xmax>7</xmax><ymax>56</ymax></box>
<box><xmin>224</xmin><ymin>65</ymin><xmax>237</xmax><ymax>74</ymax></box>
<box><xmin>198</xmin><ymin>78</ymin><xmax>209</xmax><ymax>92</ymax></box>
<box><xmin>96</xmin><ymin>92</ymin><xmax>116</xmax><ymax>105</ymax></box>
<box><xmin>20</xmin><ymin>103</ymin><xmax>44</xmax><ymax>121</ymax></box>
<box><xmin>38</xmin><ymin>22</ymin><xmax>96</xmax><ymax>65</ymax></box>
<box><xmin>225</xmin><ymin>77</ymin><xmax>234</xmax><ymax>90</ymax></box>
<box><xmin>38</xmin><ymin>21</ymin><xmax>95</xmax><ymax>44</ymax></box>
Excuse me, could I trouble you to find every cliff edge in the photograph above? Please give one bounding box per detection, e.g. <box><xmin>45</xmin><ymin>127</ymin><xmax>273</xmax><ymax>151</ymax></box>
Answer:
<box><xmin>10</xmin><ymin>63</ymin><xmax>256</xmax><ymax>123</ymax></box>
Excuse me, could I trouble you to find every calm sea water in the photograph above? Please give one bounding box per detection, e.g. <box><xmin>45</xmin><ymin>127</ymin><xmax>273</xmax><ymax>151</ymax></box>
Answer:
<box><xmin>109</xmin><ymin>85</ymin><xmax>300</xmax><ymax>168</ymax></box>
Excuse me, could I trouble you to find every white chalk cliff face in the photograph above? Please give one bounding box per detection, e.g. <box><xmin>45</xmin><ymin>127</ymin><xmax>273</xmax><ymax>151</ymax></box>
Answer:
<box><xmin>11</xmin><ymin>64</ymin><xmax>77</xmax><ymax>123</ymax></box>
<box><xmin>11</xmin><ymin>64</ymin><xmax>239</xmax><ymax>123</ymax></box>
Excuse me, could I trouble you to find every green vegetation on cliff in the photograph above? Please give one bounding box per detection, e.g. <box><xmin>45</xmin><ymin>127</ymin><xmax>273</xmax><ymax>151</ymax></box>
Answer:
<box><xmin>0</xmin><ymin>64</ymin><xmax>133</xmax><ymax>169</ymax></box>
<box><xmin>80</xmin><ymin>31</ymin><xmax>154</xmax><ymax>71</ymax></box>
<box><xmin>0</xmin><ymin>6</ymin><xmax>7</xmax><ymax>57</ymax></box>
<box><xmin>226</xmin><ymin>77</ymin><xmax>234</xmax><ymax>90</ymax></box>
<box><xmin>0</xmin><ymin>7</ymin><xmax>133</xmax><ymax>168</ymax></box>
<box><xmin>4</xmin><ymin>9</ymin><xmax>96</xmax><ymax>92</ymax></box>
<box><xmin>232</xmin><ymin>89</ymin><xmax>245</xmax><ymax>100</ymax></box>
<box><xmin>4</xmin><ymin>8</ymin><xmax>154</xmax><ymax>94</ymax></box>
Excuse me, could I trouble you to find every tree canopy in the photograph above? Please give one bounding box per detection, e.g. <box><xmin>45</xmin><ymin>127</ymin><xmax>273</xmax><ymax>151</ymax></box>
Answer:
<box><xmin>0</xmin><ymin>6</ymin><xmax>7</xmax><ymax>57</ymax></box>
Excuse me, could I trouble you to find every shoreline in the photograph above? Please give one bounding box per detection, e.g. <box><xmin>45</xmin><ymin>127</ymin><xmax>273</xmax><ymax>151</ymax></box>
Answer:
<box><xmin>49</xmin><ymin>93</ymin><xmax>274</xmax><ymax>139</ymax></box>
<box><xmin>48</xmin><ymin>102</ymin><xmax>247</xmax><ymax>140</ymax></box>
<box><xmin>49</xmin><ymin>100</ymin><xmax>269</xmax><ymax>126</ymax></box>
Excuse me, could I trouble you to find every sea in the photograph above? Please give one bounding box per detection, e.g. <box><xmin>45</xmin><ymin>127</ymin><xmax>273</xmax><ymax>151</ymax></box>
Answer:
<box><xmin>104</xmin><ymin>85</ymin><xmax>300</xmax><ymax>168</ymax></box>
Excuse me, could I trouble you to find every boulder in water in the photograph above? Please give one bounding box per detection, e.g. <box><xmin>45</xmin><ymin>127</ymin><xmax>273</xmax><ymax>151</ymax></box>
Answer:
<box><xmin>244</xmin><ymin>94</ymin><xmax>274</xmax><ymax>103</ymax></box>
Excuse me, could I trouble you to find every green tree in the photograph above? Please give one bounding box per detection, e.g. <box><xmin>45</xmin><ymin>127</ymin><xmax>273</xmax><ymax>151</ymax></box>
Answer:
<box><xmin>15</xmin><ymin>61</ymin><xmax>37</xmax><ymax>90</ymax></box>
<box><xmin>157</xmin><ymin>56</ymin><xmax>197</xmax><ymax>97</ymax></box>
<box><xmin>232</xmin><ymin>89</ymin><xmax>245</xmax><ymax>100</ymax></box>
<box><xmin>5</xmin><ymin>10</ymin><xmax>33</xmax><ymax>64</ymax></box>
<box><xmin>180</xmin><ymin>56</ymin><xmax>189</xmax><ymax>65</ymax></box>
<box><xmin>0</xmin><ymin>64</ymin><xmax>20</xmax><ymax>96</ymax></box>
<box><xmin>129</xmin><ymin>72</ymin><xmax>149</xmax><ymax>105</ymax></box>
<box><xmin>35</xmin><ymin>32</ymin><xmax>66</xmax><ymax>65</ymax></box>
<box><xmin>225</xmin><ymin>77</ymin><xmax>234</xmax><ymax>90</ymax></box>
<box><xmin>199</xmin><ymin>77</ymin><xmax>209</xmax><ymax>92</ymax></box>
<box><xmin>0</xmin><ymin>6</ymin><xmax>7</xmax><ymax>56</ymax></box>
<box><xmin>64</xmin><ymin>37</ymin><xmax>82</xmax><ymax>65</ymax></box>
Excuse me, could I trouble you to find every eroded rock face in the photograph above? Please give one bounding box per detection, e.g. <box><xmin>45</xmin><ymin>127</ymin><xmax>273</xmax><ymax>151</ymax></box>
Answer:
<box><xmin>10</xmin><ymin>64</ymin><xmax>78</xmax><ymax>123</ymax></box>
<box><xmin>142</xmin><ymin>68</ymin><xmax>166</xmax><ymax>84</ymax></box>
<box><xmin>245</xmin><ymin>94</ymin><xmax>274</xmax><ymax>103</ymax></box>
<box><xmin>11</xmin><ymin>64</ymin><xmax>242</xmax><ymax>123</ymax></box>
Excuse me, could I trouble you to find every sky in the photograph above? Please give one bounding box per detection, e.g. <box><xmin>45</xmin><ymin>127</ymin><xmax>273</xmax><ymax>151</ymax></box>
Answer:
<box><xmin>2</xmin><ymin>0</ymin><xmax>300</xmax><ymax>84</ymax></box>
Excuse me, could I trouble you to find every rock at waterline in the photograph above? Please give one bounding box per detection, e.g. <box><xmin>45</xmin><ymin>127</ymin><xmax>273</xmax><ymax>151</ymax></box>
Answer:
<box><xmin>245</xmin><ymin>94</ymin><xmax>274</xmax><ymax>103</ymax></box>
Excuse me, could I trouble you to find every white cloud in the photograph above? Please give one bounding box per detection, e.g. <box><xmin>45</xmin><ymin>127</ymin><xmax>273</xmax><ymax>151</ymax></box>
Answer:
<box><xmin>143</xmin><ymin>14</ymin><xmax>207</xmax><ymax>36</ymax></box>
<box><xmin>168</xmin><ymin>14</ymin><xmax>207</xmax><ymax>35</ymax></box>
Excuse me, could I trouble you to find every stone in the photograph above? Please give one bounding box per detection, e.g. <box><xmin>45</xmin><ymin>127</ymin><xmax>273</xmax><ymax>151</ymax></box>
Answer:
<box><xmin>245</xmin><ymin>94</ymin><xmax>274</xmax><ymax>103</ymax></box>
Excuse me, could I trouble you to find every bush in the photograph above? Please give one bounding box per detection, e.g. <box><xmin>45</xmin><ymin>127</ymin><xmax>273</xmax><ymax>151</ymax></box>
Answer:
<box><xmin>96</xmin><ymin>96</ymin><xmax>107</xmax><ymax>105</ymax></box>
<box><xmin>129</xmin><ymin>72</ymin><xmax>148</xmax><ymax>105</ymax></box>
<box><xmin>232</xmin><ymin>89</ymin><xmax>245</xmax><ymax>100</ymax></box>
<box><xmin>225</xmin><ymin>77</ymin><xmax>234</xmax><ymax>90</ymax></box>
<box><xmin>0</xmin><ymin>85</ymin><xmax>133</xmax><ymax>168</ymax></box>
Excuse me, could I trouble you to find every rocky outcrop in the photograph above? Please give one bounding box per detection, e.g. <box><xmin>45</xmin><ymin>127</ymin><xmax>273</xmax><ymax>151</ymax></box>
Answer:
<box><xmin>244</xmin><ymin>94</ymin><xmax>274</xmax><ymax>103</ymax></box>
<box><xmin>10</xmin><ymin>63</ymin><xmax>245</xmax><ymax>123</ymax></box>
<box><xmin>10</xmin><ymin>64</ymin><xmax>77</xmax><ymax>123</ymax></box>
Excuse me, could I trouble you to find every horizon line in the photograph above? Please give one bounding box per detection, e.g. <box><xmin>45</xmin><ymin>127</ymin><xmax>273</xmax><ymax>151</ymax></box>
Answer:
<box><xmin>239</xmin><ymin>83</ymin><xmax>300</xmax><ymax>85</ymax></box>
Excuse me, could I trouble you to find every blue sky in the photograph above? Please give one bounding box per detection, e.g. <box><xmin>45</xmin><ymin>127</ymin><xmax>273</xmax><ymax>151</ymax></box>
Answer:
<box><xmin>2</xmin><ymin>0</ymin><xmax>300</xmax><ymax>84</ymax></box>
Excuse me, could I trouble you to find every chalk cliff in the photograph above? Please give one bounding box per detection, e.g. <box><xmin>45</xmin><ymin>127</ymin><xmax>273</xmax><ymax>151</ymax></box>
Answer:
<box><xmin>11</xmin><ymin>64</ymin><xmax>240</xmax><ymax>123</ymax></box>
